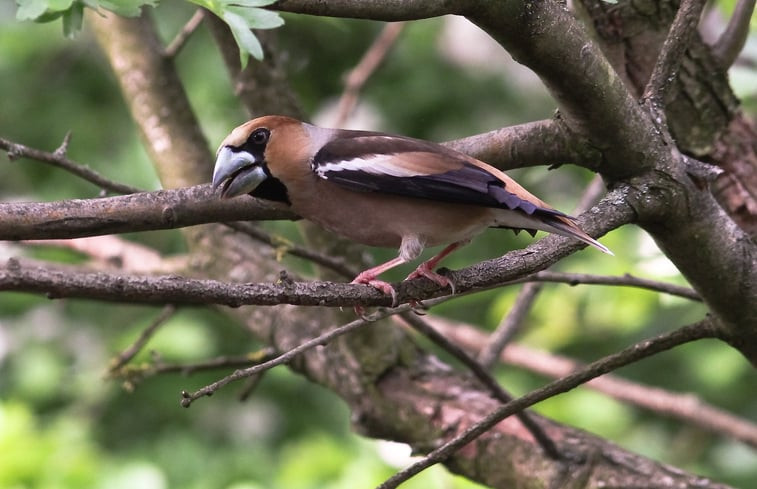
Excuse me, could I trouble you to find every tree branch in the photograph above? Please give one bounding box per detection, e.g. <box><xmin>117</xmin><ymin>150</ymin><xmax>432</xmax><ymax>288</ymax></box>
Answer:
<box><xmin>522</xmin><ymin>270</ymin><xmax>700</xmax><ymax>301</ymax></box>
<box><xmin>273</xmin><ymin>0</ymin><xmax>459</xmax><ymax>21</ymax></box>
<box><xmin>0</xmin><ymin>135</ymin><xmax>142</xmax><ymax>195</ymax></box>
<box><xmin>377</xmin><ymin>317</ymin><xmax>725</xmax><ymax>489</ymax></box>
<box><xmin>444</xmin><ymin>118</ymin><xmax>600</xmax><ymax>171</ymax></box>
<box><xmin>429</xmin><ymin>316</ymin><xmax>757</xmax><ymax>449</ymax></box>
<box><xmin>163</xmin><ymin>9</ymin><xmax>206</xmax><ymax>58</ymax></box>
<box><xmin>225</xmin><ymin>221</ymin><xmax>358</xmax><ymax>279</ymax></box>
<box><xmin>0</xmin><ymin>186</ymin><xmax>634</xmax><ymax>309</ymax></box>
<box><xmin>108</xmin><ymin>304</ymin><xmax>177</xmax><ymax>374</ymax></box>
<box><xmin>0</xmin><ymin>185</ymin><xmax>295</xmax><ymax>240</ymax></box>
<box><xmin>334</xmin><ymin>22</ymin><xmax>406</xmax><ymax>127</ymax></box>
<box><xmin>181</xmin><ymin>309</ymin><xmax>388</xmax><ymax>406</ymax></box>
<box><xmin>643</xmin><ymin>0</ymin><xmax>707</xmax><ymax>103</ymax></box>
<box><xmin>398</xmin><ymin>312</ymin><xmax>560</xmax><ymax>460</ymax></box>
<box><xmin>477</xmin><ymin>282</ymin><xmax>543</xmax><ymax>368</ymax></box>
<box><xmin>711</xmin><ymin>0</ymin><xmax>755</xmax><ymax>69</ymax></box>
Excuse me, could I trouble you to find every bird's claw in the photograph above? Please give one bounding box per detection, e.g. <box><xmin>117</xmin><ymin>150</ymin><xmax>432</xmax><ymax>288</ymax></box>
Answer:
<box><xmin>406</xmin><ymin>266</ymin><xmax>456</xmax><ymax>295</ymax></box>
<box><xmin>351</xmin><ymin>276</ymin><xmax>399</xmax><ymax>316</ymax></box>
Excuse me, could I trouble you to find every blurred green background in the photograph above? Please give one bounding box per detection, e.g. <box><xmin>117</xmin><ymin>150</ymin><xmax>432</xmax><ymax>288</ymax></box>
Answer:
<box><xmin>1</xmin><ymin>2</ymin><xmax>756</xmax><ymax>488</ymax></box>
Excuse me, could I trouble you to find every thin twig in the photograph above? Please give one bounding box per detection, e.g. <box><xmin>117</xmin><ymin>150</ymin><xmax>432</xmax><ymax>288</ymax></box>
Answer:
<box><xmin>429</xmin><ymin>316</ymin><xmax>757</xmax><ymax>448</ymax></box>
<box><xmin>237</xmin><ymin>371</ymin><xmax>267</xmax><ymax>401</ymax></box>
<box><xmin>54</xmin><ymin>131</ymin><xmax>72</xmax><ymax>158</ymax></box>
<box><xmin>643</xmin><ymin>0</ymin><xmax>707</xmax><ymax>103</ymax></box>
<box><xmin>179</xmin><ymin>288</ymin><xmax>493</xmax><ymax>407</ymax></box>
<box><xmin>399</xmin><ymin>312</ymin><xmax>561</xmax><ymax>459</ymax></box>
<box><xmin>0</xmin><ymin>136</ymin><xmax>143</xmax><ymax>195</ymax></box>
<box><xmin>477</xmin><ymin>282</ymin><xmax>543</xmax><ymax>369</ymax></box>
<box><xmin>180</xmin><ymin>307</ymin><xmax>399</xmax><ymax>407</ymax></box>
<box><xmin>157</xmin><ymin>348</ymin><xmax>277</xmax><ymax>376</ymax></box>
<box><xmin>116</xmin><ymin>349</ymin><xmax>278</xmax><ymax>392</ymax></box>
<box><xmin>334</xmin><ymin>22</ymin><xmax>405</xmax><ymax>126</ymax></box>
<box><xmin>164</xmin><ymin>9</ymin><xmax>206</xmax><ymax>58</ymax></box>
<box><xmin>711</xmin><ymin>0</ymin><xmax>756</xmax><ymax>68</ymax></box>
<box><xmin>523</xmin><ymin>271</ymin><xmax>700</xmax><ymax>301</ymax></box>
<box><xmin>225</xmin><ymin>221</ymin><xmax>358</xmax><ymax>279</ymax></box>
<box><xmin>573</xmin><ymin>174</ymin><xmax>606</xmax><ymax>215</ymax></box>
<box><xmin>108</xmin><ymin>305</ymin><xmax>178</xmax><ymax>374</ymax></box>
<box><xmin>376</xmin><ymin>317</ymin><xmax>721</xmax><ymax>489</ymax></box>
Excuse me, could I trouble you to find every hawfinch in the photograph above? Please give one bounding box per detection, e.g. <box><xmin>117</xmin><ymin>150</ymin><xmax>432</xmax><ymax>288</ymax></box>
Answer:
<box><xmin>212</xmin><ymin>116</ymin><xmax>610</xmax><ymax>302</ymax></box>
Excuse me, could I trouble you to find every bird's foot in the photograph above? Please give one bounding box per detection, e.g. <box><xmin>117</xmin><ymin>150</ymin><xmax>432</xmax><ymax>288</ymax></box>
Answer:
<box><xmin>351</xmin><ymin>273</ymin><xmax>399</xmax><ymax>316</ymax></box>
<box><xmin>406</xmin><ymin>264</ymin><xmax>456</xmax><ymax>295</ymax></box>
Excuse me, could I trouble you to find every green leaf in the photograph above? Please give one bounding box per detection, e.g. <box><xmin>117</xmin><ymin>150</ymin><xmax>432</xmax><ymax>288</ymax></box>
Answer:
<box><xmin>62</xmin><ymin>0</ymin><xmax>83</xmax><ymax>37</ymax></box>
<box><xmin>226</xmin><ymin>5</ymin><xmax>283</xmax><ymax>30</ymax></box>
<box><xmin>222</xmin><ymin>9</ymin><xmax>263</xmax><ymax>66</ymax></box>
<box><xmin>186</xmin><ymin>0</ymin><xmax>218</xmax><ymax>13</ymax></box>
<box><xmin>16</xmin><ymin>0</ymin><xmax>51</xmax><ymax>20</ymax></box>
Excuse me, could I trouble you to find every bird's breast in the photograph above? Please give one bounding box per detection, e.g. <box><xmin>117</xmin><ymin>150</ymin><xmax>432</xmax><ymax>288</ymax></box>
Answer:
<box><xmin>288</xmin><ymin>178</ymin><xmax>493</xmax><ymax>249</ymax></box>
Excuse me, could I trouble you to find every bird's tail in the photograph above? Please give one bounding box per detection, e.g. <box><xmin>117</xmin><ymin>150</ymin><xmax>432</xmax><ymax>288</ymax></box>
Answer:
<box><xmin>541</xmin><ymin>214</ymin><xmax>613</xmax><ymax>255</ymax></box>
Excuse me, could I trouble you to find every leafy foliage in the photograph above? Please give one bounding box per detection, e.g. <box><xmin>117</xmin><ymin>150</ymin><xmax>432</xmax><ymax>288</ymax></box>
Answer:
<box><xmin>14</xmin><ymin>0</ymin><xmax>284</xmax><ymax>63</ymax></box>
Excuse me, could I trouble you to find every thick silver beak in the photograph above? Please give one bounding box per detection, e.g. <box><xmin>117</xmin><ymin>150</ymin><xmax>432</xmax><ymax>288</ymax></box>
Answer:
<box><xmin>212</xmin><ymin>146</ymin><xmax>268</xmax><ymax>198</ymax></box>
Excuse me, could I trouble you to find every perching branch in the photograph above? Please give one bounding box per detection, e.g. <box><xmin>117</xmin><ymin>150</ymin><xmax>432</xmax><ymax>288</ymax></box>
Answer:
<box><xmin>0</xmin><ymin>187</ymin><xmax>633</xmax><ymax>310</ymax></box>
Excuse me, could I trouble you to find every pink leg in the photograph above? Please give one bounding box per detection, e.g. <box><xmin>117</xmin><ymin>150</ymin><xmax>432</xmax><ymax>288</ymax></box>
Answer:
<box><xmin>351</xmin><ymin>256</ymin><xmax>407</xmax><ymax>306</ymax></box>
<box><xmin>405</xmin><ymin>241</ymin><xmax>464</xmax><ymax>293</ymax></box>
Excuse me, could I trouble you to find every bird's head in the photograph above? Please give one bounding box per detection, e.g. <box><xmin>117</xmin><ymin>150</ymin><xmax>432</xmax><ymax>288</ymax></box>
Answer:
<box><xmin>212</xmin><ymin>115</ymin><xmax>304</xmax><ymax>199</ymax></box>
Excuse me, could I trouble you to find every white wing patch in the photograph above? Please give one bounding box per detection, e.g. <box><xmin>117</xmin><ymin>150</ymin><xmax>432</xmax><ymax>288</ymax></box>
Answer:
<box><xmin>315</xmin><ymin>154</ymin><xmax>425</xmax><ymax>179</ymax></box>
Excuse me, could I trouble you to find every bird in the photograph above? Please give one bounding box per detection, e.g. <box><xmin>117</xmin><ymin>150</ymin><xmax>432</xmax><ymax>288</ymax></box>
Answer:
<box><xmin>212</xmin><ymin>115</ymin><xmax>611</xmax><ymax>305</ymax></box>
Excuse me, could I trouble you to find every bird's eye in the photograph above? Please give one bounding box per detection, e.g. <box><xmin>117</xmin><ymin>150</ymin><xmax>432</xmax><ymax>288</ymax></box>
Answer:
<box><xmin>249</xmin><ymin>128</ymin><xmax>270</xmax><ymax>146</ymax></box>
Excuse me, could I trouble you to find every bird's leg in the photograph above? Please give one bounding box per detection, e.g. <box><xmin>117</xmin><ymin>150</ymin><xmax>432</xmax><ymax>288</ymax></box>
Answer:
<box><xmin>405</xmin><ymin>241</ymin><xmax>466</xmax><ymax>294</ymax></box>
<box><xmin>351</xmin><ymin>256</ymin><xmax>407</xmax><ymax>306</ymax></box>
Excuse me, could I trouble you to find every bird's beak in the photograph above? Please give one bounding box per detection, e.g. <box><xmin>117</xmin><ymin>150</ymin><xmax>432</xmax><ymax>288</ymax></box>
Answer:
<box><xmin>212</xmin><ymin>146</ymin><xmax>268</xmax><ymax>198</ymax></box>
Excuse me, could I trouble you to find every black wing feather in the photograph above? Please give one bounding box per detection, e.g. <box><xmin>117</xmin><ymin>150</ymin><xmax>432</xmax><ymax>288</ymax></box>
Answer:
<box><xmin>313</xmin><ymin>135</ymin><xmax>564</xmax><ymax>217</ymax></box>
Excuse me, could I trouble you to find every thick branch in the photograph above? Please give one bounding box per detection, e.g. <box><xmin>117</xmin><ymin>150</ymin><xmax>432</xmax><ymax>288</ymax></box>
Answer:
<box><xmin>643</xmin><ymin>0</ymin><xmax>706</xmax><ymax>102</ymax></box>
<box><xmin>445</xmin><ymin>118</ymin><xmax>600</xmax><ymax>171</ymax></box>
<box><xmin>712</xmin><ymin>0</ymin><xmax>756</xmax><ymax>68</ymax></box>
<box><xmin>273</xmin><ymin>0</ymin><xmax>458</xmax><ymax>21</ymax></box>
<box><xmin>0</xmin><ymin>185</ymin><xmax>294</xmax><ymax>240</ymax></box>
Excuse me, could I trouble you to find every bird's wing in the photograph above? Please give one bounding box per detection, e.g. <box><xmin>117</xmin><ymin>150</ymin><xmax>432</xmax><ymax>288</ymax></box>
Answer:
<box><xmin>311</xmin><ymin>134</ymin><xmax>564</xmax><ymax>218</ymax></box>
